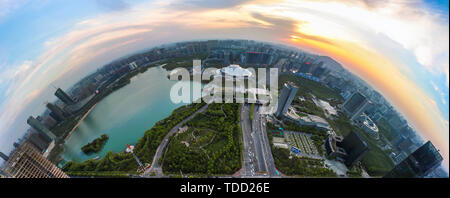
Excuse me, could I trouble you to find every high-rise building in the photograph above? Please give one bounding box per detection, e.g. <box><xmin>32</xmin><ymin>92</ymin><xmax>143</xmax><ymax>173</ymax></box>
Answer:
<box><xmin>342</xmin><ymin>92</ymin><xmax>370</xmax><ymax>121</ymax></box>
<box><xmin>275</xmin><ymin>82</ymin><xmax>298</xmax><ymax>117</ymax></box>
<box><xmin>0</xmin><ymin>169</ymin><xmax>9</xmax><ymax>178</ymax></box>
<box><xmin>55</xmin><ymin>88</ymin><xmax>75</xmax><ymax>105</ymax></box>
<box><xmin>128</xmin><ymin>61</ymin><xmax>138</xmax><ymax>70</ymax></box>
<box><xmin>384</xmin><ymin>141</ymin><xmax>443</xmax><ymax>178</ymax></box>
<box><xmin>247</xmin><ymin>51</ymin><xmax>260</xmax><ymax>65</ymax></box>
<box><xmin>388</xmin><ymin>114</ymin><xmax>408</xmax><ymax>131</ymax></box>
<box><xmin>325</xmin><ymin>131</ymin><xmax>369</xmax><ymax>168</ymax></box>
<box><xmin>397</xmin><ymin>138</ymin><xmax>414</xmax><ymax>154</ymax></box>
<box><xmin>0</xmin><ymin>151</ymin><xmax>9</xmax><ymax>161</ymax></box>
<box><xmin>46</xmin><ymin>103</ymin><xmax>67</xmax><ymax>121</ymax></box>
<box><xmin>42</xmin><ymin>115</ymin><xmax>58</xmax><ymax>129</ymax></box>
<box><xmin>224</xmin><ymin>51</ymin><xmax>231</xmax><ymax>66</ymax></box>
<box><xmin>2</xmin><ymin>141</ymin><xmax>69</xmax><ymax>178</ymax></box>
<box><xmin>370</xmin><ymin>112</ymin><xmax>383</xmax><ymax>122</ymax></box>
<box><xmin>27</xmin><ymin>116</ymin><xmax>56</xmax><ymax>140</ymax></box>
<box><xmin>339</xmin><ymin>131</ymin><xmax>370</xmax><ymax>167</ymax></box>
<box><xmin>240</xmin><ymin>53</ymin><xmax>247</xmax><ymax>64</ymax></box>
<box><xmin>27</xmin><ymin>130</ymin><xmax>52</xmax><ymax>153</ymax></box>
<box><xmin>312</xmin><ymin>66</ymin><xmax>326</xmax><ymax>78</ymax></box>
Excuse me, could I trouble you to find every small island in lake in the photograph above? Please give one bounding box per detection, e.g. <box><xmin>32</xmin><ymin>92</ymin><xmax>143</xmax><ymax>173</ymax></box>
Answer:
<box><xmin>81</xmin><ymin>134</ymin><xmax>109</xmax><ymax>154</ymax></box>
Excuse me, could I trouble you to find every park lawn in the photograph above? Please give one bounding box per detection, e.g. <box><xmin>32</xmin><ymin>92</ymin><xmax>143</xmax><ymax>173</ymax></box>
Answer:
<box><xmin>279</xmin><ymin>74</ymin><xmax>343</xmax><ymax>105</ymax></box>
<box><xmin>376</xmin><ymin>118</ymin><xmax>398</xmax><ymax>141</ymax></box>
<box><xmin>272</xmin><ymin>147</ymin><xmax>337</xmax><ymax>177</ymax></box>
<box><xmin>162</xmin><ymin>103</ymin><xmax>242</xmax><ymax>175</ymax></box>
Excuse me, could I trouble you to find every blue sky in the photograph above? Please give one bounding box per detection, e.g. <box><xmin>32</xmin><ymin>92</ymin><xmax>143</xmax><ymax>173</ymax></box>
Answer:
<box><xmin>425</xmin><ymin>0</ymin><xmax>449</xmax><ymax>17</ymax></box>
<box><xmin>0</xmin><ymin>0</ymin><xmax>448</xmax><ymax>168</ymax></box>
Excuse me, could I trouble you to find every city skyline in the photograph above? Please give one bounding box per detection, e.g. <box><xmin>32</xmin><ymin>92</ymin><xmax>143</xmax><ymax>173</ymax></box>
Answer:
<box><xmin>0</xmin><ymin>0</ymin><xmax>448</xmax><ymax>171</ymax></box>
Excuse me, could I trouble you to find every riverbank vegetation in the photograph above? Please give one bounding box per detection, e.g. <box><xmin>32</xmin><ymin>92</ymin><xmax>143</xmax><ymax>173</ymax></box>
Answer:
<box><xmin>64</xmin><ymin>171</ymin><xmax>131</xmax><ymax>178</ymax></box>
<box><xmin>81</xmin><ymin>134</ymin><xmax>109</xmax><ymax>154</ymax></box>
<box><xmin>162</xmin><ymin>103</ymin><xmax>242</xmax><ymax>175</ymax></box>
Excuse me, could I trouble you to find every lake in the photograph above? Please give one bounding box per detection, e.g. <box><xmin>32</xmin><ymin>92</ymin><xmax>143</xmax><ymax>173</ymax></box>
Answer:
<box><xmin>61</xmin><ymin>66</ymin><xmax>199</xmax><ymax>163</ymax></box>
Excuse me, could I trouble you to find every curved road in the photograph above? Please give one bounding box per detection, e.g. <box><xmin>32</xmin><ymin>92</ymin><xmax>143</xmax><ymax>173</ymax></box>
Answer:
<box><xmin>143</xmin><ymin>104</ymin><xmax>209</xmax><ymax>177</ymax></box>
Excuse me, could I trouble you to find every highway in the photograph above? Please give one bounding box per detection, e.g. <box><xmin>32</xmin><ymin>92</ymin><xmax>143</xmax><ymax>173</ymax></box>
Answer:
<box><xmin>253</xmin><ymin>105</ymin><xmax>278</xmax><ymax>176</ymax></box>
<box><xmin>240</xmin><ymin>103</ymin><xmax>279</xmax><ymax>177</ymax></box>
<box><xmin>142</xmin><ymin>104</ymin><xmax>209</xmax><ymax>177</ymax></box>
<box><xmin>240</xmin><ymin>103</ymin><xmax>259</xmax><ymax>176</ymax></box>
<box><xmin>251</xmin><ymin>105</ymin><xmax>268</xmax><ymax>175</ymax></box>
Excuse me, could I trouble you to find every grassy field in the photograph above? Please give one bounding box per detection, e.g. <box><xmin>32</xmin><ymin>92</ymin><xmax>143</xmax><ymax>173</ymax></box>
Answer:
<box><xmin>162</xmin><ymin>103</ymin><xmax>242</xmax><ymax>175</ymax></box>
<box><xmin>272</xmin><ymin>147</ymin><xmax>336</xmax><ymax>177</ymax></box>
<box><xmin>279</xmin><ymin>74</ymin><xmax>343</xmax><ymax>106</ymax></box>
<box><xmin>376</xmin><ymin>118</ymin><xmax>398</xmax><ymax>141</ymax></box>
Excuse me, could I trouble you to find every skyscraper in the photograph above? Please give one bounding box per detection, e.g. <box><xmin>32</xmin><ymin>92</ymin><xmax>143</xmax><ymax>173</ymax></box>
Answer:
<box><xmin>27</xmin><ymin>116</ymin><xmax>56</xmax><ymax>140</ymax></box>
<box><xmin>384</xmin><ymin>141</ymin><xmax>443</xmax><ymax>178</ymax></box>
<box><xmin>325</xmin><ymin>131</ymin><xmax>369</xmax><ymax>168</ymax></box>
<box><xmin>27</xmin><ymin>130</ymin><xmax>52</xmax><ymax>153</ymax></box>
<box><xmin>342</xmin><ymin>92</ymin><xmax>370</xmax><ymax>121</ymax></box>
<box><xmin>339</xmin><ymin>131</ymin><xmax>369</xmax><ymax>167</ymax></box>
<box><xmin>46</xmin><ymin>103</ymin><xmax>67</xmax><ymax>121</ymax></box>
<box><xmin>2</xmin><ymin>141</ymin><xmax>69</xmax><ymax>178</ymax></box>
<box><xmin>224</xmin><ymin>51</ymin><xmax>231</xmax><ymax>66</ymax></box>
<box><xmin>0</xmin><ymin>151</ymin><xmax>9</xmax><ymax>161</ymax></box>
<box><xmin>55</xmin><ymin>88</ymin><xmax>75</xmax><ymax>105</ymax></box>
<box><xmin>0</xmin><ymin>169</ymin><xmax>9</xmax><ymax>178</ymax></box>
<box><xmin>275</xmin><ymin>82</ymin><xmax>298</xmax><ymax>117</ymax></box>
<box><xmin>247</xmin><ymin>51</ymin><xmax>260</xmax><ymax>65</ymax></box>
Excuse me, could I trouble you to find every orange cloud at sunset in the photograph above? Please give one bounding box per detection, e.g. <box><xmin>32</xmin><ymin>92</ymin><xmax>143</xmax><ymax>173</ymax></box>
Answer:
<box><xmin>289</xmin><ymin>32</ymin><xmax>449</xmax><ymax>169</ymax></box>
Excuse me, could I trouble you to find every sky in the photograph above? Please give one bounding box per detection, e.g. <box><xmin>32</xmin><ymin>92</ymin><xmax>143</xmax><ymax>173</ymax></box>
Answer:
<box><xmin>0</xmin><ymin>0</ymin><xmax>448</xmax><ymax>171</ymax></box>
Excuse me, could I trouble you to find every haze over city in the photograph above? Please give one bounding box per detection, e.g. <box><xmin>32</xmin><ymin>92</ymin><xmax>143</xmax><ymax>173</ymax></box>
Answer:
<box><xmin>0</xmin><ymin>0</ymin><xmax>448</xmax><ymax>173</ymax></box>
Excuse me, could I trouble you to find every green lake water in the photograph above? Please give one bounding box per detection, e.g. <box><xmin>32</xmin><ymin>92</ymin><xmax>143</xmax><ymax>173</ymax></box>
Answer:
<box><xmin>61</xmin><ymin>66</ymin><xmax>199</xmax><ymax>163</ymax></box>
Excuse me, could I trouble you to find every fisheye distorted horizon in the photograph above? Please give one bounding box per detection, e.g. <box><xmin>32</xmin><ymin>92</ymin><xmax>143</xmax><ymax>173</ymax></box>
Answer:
<box><xmin>0</xmin><ymin>0</ymin><xmax>448</xmax><ymax>171</ymax></box>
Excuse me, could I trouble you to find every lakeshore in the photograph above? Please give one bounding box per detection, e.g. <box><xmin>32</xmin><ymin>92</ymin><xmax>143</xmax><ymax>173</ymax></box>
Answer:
<box><xmin>59</xmin><ymin>66</ymin><xmax>201</xmax><ymax>163</ymax></box>
<box><xmin>64</xmin><ymin>103</ymin><xmax>98</xmax><ymax>142</ymax></box>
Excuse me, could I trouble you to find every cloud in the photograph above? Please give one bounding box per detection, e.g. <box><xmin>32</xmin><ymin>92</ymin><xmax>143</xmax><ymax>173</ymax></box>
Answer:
<box><xmin>273</xmin><ymin>0</ymin><xmax>450</xmax><ymax>86</ymax></box>
<box><xmin>166</xmin><ymin>0</ymin><xmax>280</xmax><ymax>12</ymax></box>
<box><xmin>430</xmin><ymin>80</ymin><xmax>448</xmax><ymax>105</ymax></box>
<box><xmin>168</xmin><ymin>0</ymin><xmax>255</xmax><ymax>10</ymax></box>
<box><xmin>0</xmin><ymin>0</ymin><xmax>30</xmax><ymax>21</ymax></box>
<box><xmin>0</xmin><ymin>60</ymin><xmax>33</xmax><ymax>95</ymax></box>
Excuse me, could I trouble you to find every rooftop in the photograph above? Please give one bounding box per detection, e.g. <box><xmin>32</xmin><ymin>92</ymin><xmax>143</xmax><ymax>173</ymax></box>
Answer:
<box><xmin>216</xmin><ymin>64</ymin><xmax>252</xmax><ymax>77</ymax></box>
